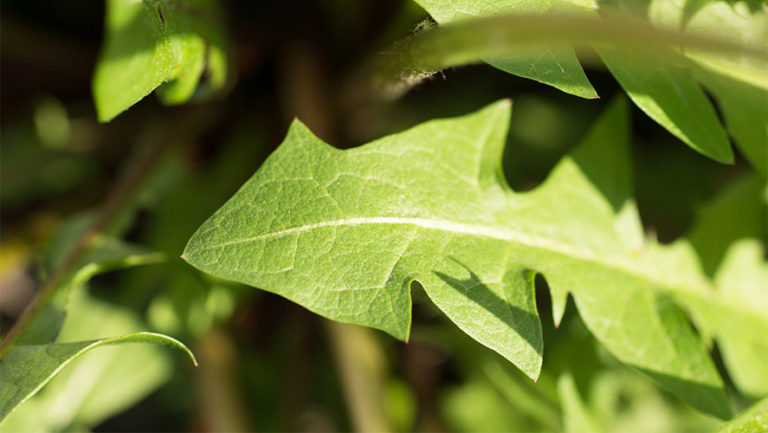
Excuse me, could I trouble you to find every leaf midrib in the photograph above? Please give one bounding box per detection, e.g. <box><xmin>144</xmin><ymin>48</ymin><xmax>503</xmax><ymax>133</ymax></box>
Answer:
<box><xmin>196</xmin><ymin>215</ymin><xmax>709</xmax><ymax>295</ymax></box>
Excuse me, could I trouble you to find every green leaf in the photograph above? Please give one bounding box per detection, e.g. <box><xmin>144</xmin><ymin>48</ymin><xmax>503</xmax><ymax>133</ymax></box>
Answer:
<box><xmin>92</xmin><ymin>0</ymin><xmax>228</xmax><ymax>122</ymax></box>
<box><xmin>688</xmin><ymin>174</ymin><xmax>766</xmax><ymax>277</ymax></box>
<box><xmin>686</xmin><ymin>174</ymin><xmax>768</xmax><ymax>397</ymax></box>
<box><xmin>18</xmin><ymin>213</ymin><xmax>165</xmax><ymax>346</ymax></box>
<box><xmin>0</xmin><ymin>285</ymin><xmax>176</xmax><ymax>432</ymax></box>
<box><xmin>0</xmin><ymin>210</ymin><xmax>191</xmax><ymax>425</ymax></box>
<box><xmin>693</xmin><ymin>67</ymin><xmax>768</xmax><ymax>176</ymax></box>
<box><xmin>608</xmin><ymin>0</ymin><xmax>766</xmax><ymax>165</ymax></box>
<box><xmin>0</xmin><ymin>332</ymin><xmax>196</xmax><ymax>423</ymax></box>
<box><xmin>413</xmin><ymin>0</ymin><xmax>598</xmax><ymax>98</ymax></box>
<box><xmin>558</xmin><ymin>373</ymin><xmax>604</xmax><ymax>433</ymax></box>
<box><xmin>714</xmin><ymin>397</ymin><xmax>768</xmax><ymax>433</ymax></box>
<box><xmin>598</xmin><ymin>49</ymin><xmax>733</xmax><ymax>163</ymax></box>
<box><xmin>185</xmin><ymin>100</ymin><xmax>542</xmax><ymax>379</ymax></box>
<box><xmin>483</xmin><ymin>359</ymin><xmax>562</xmax><ymax>430</ymax></box>
<box><xmin>407</xmin><ymin>0</ymin><xmax>767</xmax><ymax>166</ymax></box>
<box><xmin>441</xmin><ymin>378</ymin><xmax>529</xmax><ymax>432</ymax></box>
<box><xmin>184</xmin><ymin>99</ymin><xmax>735</xmax><ymax>417</ymax></box>
<box><xmin>610</xmin><ymin>0</ymin><xmax>766</xmax><ymax>166</ymax></box>
<box><xmin>711</xmin><ymin>240</ymin><xmax>768</xmax><ymax>397</ymax></box>
<box><xmin>683</xmin><ymin>0</ymin><xmax>768</xmax><ymax>92</ymax></box>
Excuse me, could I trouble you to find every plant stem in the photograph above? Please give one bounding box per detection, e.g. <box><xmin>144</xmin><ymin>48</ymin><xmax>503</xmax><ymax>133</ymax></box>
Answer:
<box><xmin>194</xmin><ymin>327</ymin><xmax>252</xmax><ymax>432</ymax></box>
<box><xmin>360</xmin><ymin>11</ymin><xmax>767</xmax><ymax>99</ymax></box>
<box><xmin>326</xmin><ymin>321</ymin><xmax>392</xmax><ymax>433</ymax></box>
<box><xmin>0</xmin><ymin>110</ymin><xmax>191</xmax><ymax>357</ymax></box>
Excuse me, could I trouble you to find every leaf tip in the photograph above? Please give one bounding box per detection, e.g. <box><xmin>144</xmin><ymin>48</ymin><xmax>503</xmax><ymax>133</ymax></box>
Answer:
<box><xmin>95</xmin><ymin>108</ymin><xmax>117</xmax><ymax>124</ymax></box>
<box><xmin>114</xmin><ymin>332</ymin><xmax>199</xmax><ymax>367</ymax></box>
<box><xmin>523</xmin><ymin>363</ymin><xmax>542</xmax><ymax>383</ymax></box>
<box><xmin>709</xmin><ymin>150</ymin><xmax>735</xmax><ymax>165</ymax></box>
<box><xmin>170</xmin><ymin>337</ymin><xmax>198</xmax><ymax>367</ymax></box>
<box><xmin>478</xmin><ymin>98</ymin><xmax>513</xmax><ymax>124</ymax></box>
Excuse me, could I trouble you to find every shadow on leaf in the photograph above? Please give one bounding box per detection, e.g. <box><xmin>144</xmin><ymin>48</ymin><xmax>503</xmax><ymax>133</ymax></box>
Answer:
<box><xmin>434</xmin><ymin>259</ymin><xmax>542</xmax><ymax>357</ymax></box>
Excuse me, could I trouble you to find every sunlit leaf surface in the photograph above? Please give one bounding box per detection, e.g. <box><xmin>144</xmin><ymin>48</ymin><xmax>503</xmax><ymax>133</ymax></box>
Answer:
<box><xmin>92</xmin><ymin>0</ymin><xmax>228</xmax><ymax>122</ymax></box>
<box><xmin>183</xmin><ymin>99</ymin><xmax>760</xmax><ymax>417</ymax></box>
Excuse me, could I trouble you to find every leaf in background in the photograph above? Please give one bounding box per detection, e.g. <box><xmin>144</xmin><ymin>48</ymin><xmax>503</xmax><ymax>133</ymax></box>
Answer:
<box><xmin>0</xmin><ymin>285</ymin><xmax>178</xmax><ymax>432</ymax></box>
<box><xmin>598</xmin><ymin>49</ymin><xmax>733</xmax><ymax>163</ymax></box>
<box><xmin>693</xmin><ymin>68</ymin><xmax>768</xmax><ymax>177</ymax></box>
<box><xmin>688</xmin><ymin>173</ymin><xmax>766</xmax><ymax>277</ymax></box>
<box><xmin>715</xmin><ymin>396</ymin><xmax>768</xmax><ymax>433</ymax></box>
<box><xmin>413</xmin><ymin>0</ymin><xmax>598</xmax><ymax>98</ymax></box>
<box><xmin>92</xmin><ymin>0</ymin><xmax>228</xmax><ymax>122</ymax></box>
<box><xmin>604</xmin><ymin>0</ymin><xmax>767</xmax><ymax>167</ymax></box>
<box><xmin>0</xmin><ymin>207</ymin><xmax>188</xmax><ymax>426</ymax></box>
<box><xmin>610</xmin><ymin>0</ymin><xmax>766</xmax><ymax>166</ymax></box>
<box><xmin>683</xmin><ymin>0</ymin><xmax>768</xmax><ymax>92</ymax></box>
<box><xmin>558</xmin><ymin>373</ymin><xmax>604</xmax><ymax>433</ymax></box>
<box><xmin>410</xmin><ymin>0</ymin><xmax>767</xmax><ymax>167</ymax></box>
<box><xmin>414</xmin><ymin>322</ymin><xmax>564</xmax><ymax>431</ymax></box>
<box><xmin>651</xmin><ymin>0</ymin><xmax>768</xmax><ymax>168</ymax></box>
<box><xmin>184</xmin><ymin>99</ymin><xmax>735</xmax><ymax>417</ymax></box>
<box><xmin>441</xmin><ymin>378</ymin><xmax>528</xmax><ymax>432</ymax></box>
<box><xmin>711</xmin><ymin>240</ymin><xmax>768</xmax><ymax>397</ymax></box>
<box><xmin>685</xmin><ymin>173</ymin><xmax>768</xmax><ymax>397</ymax></box>
<box><xmin>18</xmin><ymin>212</ymin><xmax>165</xmax><ymax>346</ymax></box>
<box><xmin>0</xmin><ymin>331</ymin><xmax>196</xmax><ymax>423</ymax></box>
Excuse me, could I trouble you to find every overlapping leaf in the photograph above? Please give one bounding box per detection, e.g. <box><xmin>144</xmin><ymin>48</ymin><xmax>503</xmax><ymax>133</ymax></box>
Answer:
<box><xmin>715</xmin><ymin>397</ymin><xmax>768</xmax><ymax>433</ymax></box>
<box><xmin>413</xmin><ymin>0</ymin><xmax>598</xmax><ymax>99</ymax></box>
<box><xmin>709</xmin><ymin>240</ymin><xmax>768</xmax><ymax>397</ymax></box>
<box><xmin>411</xmin><ymin>0</ymin><xmax>768</xmax><ymax>167</ymax></box>
<box><xmin>558</xmin><ymin>373</ymin><xmax>604</xmax><ymax>433</ymax></box>
<box><xmin>17</xmin><ymin>213</ymin><xmax>165</xmax><ymax>346</ymax></box>
<box><xmin>182</xmin><ymin>99</ymin><xmax>766</xmax><ymax>417</ymax></box>
<box><xmin>92</xmin><ymin>0</ymin><xmax>228</xmax><ymax>122</ymax></box>
<box><xmin>599</xmin><ymin>0</ymin><xmax>767</xmax><ymax>167</ymax></box>
<box><xmin>0</xmin><ymin>214</ymin><xmax>194</xmax><ymax>424</ymax></box>
<box><xmin>598</xmin><ymin>47</ymin><xmax>733</xmax><ymax>163</ymax></box>
<box><xmin>0</xmin><ymin>331</ymin><xmax>195</xmax><ymax>423</ymax></box>
<box><xmin>686</xmin><ymin>174</ymin><xmax>768</xmax><ymax>397</ymax></box>
<box><xmin>0</xmin><ymin>283</ymin><xmax>186</xmax><ymax>432</ymax></box>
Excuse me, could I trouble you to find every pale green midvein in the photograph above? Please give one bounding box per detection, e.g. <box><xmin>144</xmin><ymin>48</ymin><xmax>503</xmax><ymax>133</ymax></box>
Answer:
<box><xmin>195</xmin><ymin>215</ymin><xmax>768</xmax><ymax>340</ymax></box>
<box><xmin>203</xmin><ymin>216</ymin><xmax>705</xmax><ymax>292</ymax></box>
<box><xmin>1</xmin><ymin>332</ymin><xmax>195</xmax><ymax>423</ymax></box>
